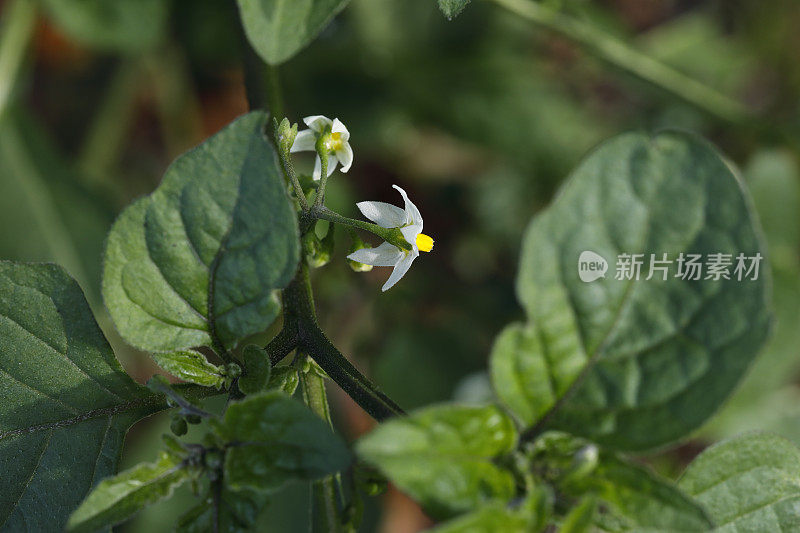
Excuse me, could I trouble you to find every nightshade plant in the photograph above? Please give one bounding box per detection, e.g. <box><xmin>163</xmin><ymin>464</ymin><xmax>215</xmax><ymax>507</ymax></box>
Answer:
<box><xmin>0</xmin><ymin>1</ymin><xmax>797</xmax><ymax>532</ymax></box>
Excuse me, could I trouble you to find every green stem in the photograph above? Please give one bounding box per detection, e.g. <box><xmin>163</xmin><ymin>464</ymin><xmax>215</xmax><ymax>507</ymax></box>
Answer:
<box><xmin>264</xmin><ymin>63</ymin><xmax>284</xmax><ymax>123</ymax></box>
<box><xmin>278</xmin><ymin>145</ymin><xmax>310</xmax><ymax>212</ymax></box>
<box><xmin>0</xmin><ymin>0</ymin><xmax>36</xmax><ymax>120</ymax></box>
<box><xmin>78</xmin><ymin>60</ymin><xmax>143</xmax><ymax>191</ymax></box>
<box><xmin>309</xmin><ymin>206</ymin><xmax>412</xmax><ymax>251</ymax></box>
<box><xmin>301</xmin><ymin>366</ymin><xmax>345</xmax><ymax>533</ymax></box>
<box><xmin>300</xmin><ymin>320</ymin><xmax>405</xmax><ymax>421</ymax></box>
<box><xmin>291</xmin><ymin>263</ymin><xmax>344</xmax><ymax>532</ymax></box>
<box><xmin>492</xmin><ymin>0</ymin><xmax>751</xmax><ymax>124</ymax></box>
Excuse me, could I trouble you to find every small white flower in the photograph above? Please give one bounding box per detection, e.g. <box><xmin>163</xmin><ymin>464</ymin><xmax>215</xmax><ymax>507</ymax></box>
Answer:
<box><xmin>290</xmin><ymin>115</ymin><xmax>353</xmax><ymax>180</ymax></box>
<box><xmin>347</xmin><ymin>185</ymin><xmax>434</xmax><ymax>292</ymax></box>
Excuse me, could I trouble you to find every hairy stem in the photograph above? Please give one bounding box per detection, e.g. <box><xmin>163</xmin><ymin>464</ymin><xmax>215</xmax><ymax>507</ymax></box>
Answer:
<box><xmin>300</xmin><ymin>320</ymin><xmax>405</xmax><ymax>421</ymax></box>
<box><xmin>277</xmin><ymin>144</ymin><xmax>310</xmax><ymax>211</ymax></box>
<box><xmin>308</xmin><ymin>206</ymin><xmax>412</xmax><ymax>251</ymax></box>
<box><xmin>301</xmin><ymin>365</ymin><xmax>345</xmax><ymax>532</ymax></box>
<box><xmin>492</xmin><ymin>0</ymin><xmax>750</xmax><ymax>124</ymax></box>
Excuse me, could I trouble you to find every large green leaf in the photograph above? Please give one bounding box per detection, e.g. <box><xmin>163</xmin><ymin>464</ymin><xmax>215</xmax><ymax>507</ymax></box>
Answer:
<box><xmin>212</xmin><ymin>391</ymin><xmax>351</xmax><ymax>493</ymax></box>
<box><xmin>678</xmin><ymin>433</ymin><xmax>800</xmax><ymax>531</ymax></box>
<box><xmin>41</xmin><ymin>0</ymin><xmax>168</xmax><ymax>53</ymax></box>
<box><xmin>103</xmin><ymin>111</ymin><xmax>300</xmax><ymax>353</ymax></box>
<box><xmin>0</xmin><ymin>262</ymin><xmax>162</xmax><ymax>532</ymax></box>
<box><xmin>67</xmin><ymin>452</ymin><xmax>189</xmax><ymax>533</ymax></box>
<box><xmin>236</xmin><ymin>0</ymin><xmax>350</xmax><ymax>65</ymax></box>
<box><xmin>356</xmin><ymin>404</ymin><xmax>517</xmax><ymax>519</ymax></box>
<box><xmin>499</xmin><ymin>131</ymin><xmax>771</xmax><ymax>450</ymax></box>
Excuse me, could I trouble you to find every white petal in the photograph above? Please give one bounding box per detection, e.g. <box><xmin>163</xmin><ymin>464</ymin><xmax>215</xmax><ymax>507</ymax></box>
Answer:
<box><xmin>331</xmin><ymin>118</ymin><xmax>350</xmax><ymax>141</ymax></box>
<box><xmin>312</xmin><ymin>156</ymin><xmax>322</xmax><ymax>181</ymax></box>
<box><xmin>347</xmin><ymin>242</ymin><xmax>403</xmax><ymax>267</ymax></box>
<box><xmin>382</xmin><ymin>251</ymin><xmax>417</xmax><ymax>292</ymax></box>
<box><xmin>337</xmin><ymin>142</ymin><xmax>353</xmax><ymax>173</ymax></box>
<box><xmin>327</xmin><ymin>157</ymin><xmax>338</xmax><ymax>177</ymax></box>
<box><xmin>392</xmin><ymin>184</ymin><xmax>423</xmax><ymax>228</ymax></box>
<box><xmin>303</xmin><ymin>115</ymin><xmax>332</xmax><ymax>132</ymax></box>
<box><xmin>401</xmin><ymin>224</ymin><xmax>422</xmax><ymax>252</ymax></box>
<box><xmin>357</xmin><ymin>201</ymin><xmax>407</xmax><ymax>228</ymax></box>
<box><xmin>290</xmin><ymin>129</ymin><xmax>316</xmax><ymax>153</ymax></box>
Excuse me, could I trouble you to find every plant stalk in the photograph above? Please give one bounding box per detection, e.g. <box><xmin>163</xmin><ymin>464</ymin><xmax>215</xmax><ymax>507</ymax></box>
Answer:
<box><xmin>492</xmin><ymin>0</ymin><xmax>751</xmax><ymax>124</ymax></box>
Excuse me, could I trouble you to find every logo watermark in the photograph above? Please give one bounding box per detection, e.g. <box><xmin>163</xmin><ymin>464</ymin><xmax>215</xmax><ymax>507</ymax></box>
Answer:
<box><xmin>578</xmin><ymin>250</ymin><xmax>608</xmax><ymax>282</ymax></box>
<box><xmin>578</xmin><ymin>251</ymin><xmax>762</xmax><ymax>282</ymax></box>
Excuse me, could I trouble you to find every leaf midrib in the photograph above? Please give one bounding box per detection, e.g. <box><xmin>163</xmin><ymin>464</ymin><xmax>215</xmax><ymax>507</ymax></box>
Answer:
<box><xmin>0</xmin><ymin>393</ymin><xmax>162</xmax><ymax>442</ymax></box>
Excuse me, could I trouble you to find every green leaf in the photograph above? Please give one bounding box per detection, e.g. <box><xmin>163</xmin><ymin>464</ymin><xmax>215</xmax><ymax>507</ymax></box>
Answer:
<box><xmin>177</xmin><ymin>487</ymin><xmax>268</xmax><ymax>533</ymax></box>
<box><xmin>678</xmin><ymin>433</ymin><xmax>800</xmax><ymax>532</ymax></box>
<box><xmin>238</xmin><ymin>344</ymin><xmax>272</xmax><ymax>395</ymax></box>
<box><xmin>268</xmin><ymin>365</ymin><xmax>300</xmax><ymax>394</ymax></box>
<box><xmin>103</xmin><ymin>111</ymin><xmax>300</xmax><ymax>353</ymax></box>
<box><xmin>437</xmin><ymin>0</ymin><xmax>471</xmax><ymax>19</ymax></box>
<box><xmin>356</xmin><ymin>404</ymin><xmax>517</xmax><ymax>519</ymax></box>
<box><xmin>490</xmin><ymin>322</ymin><xmax>553</xmax><ymax>426</ymax></box>
<box><xmin>427</xmin><ymin>503</ymin><xmax>532</xmax><ymax>533</ymax></box>
<box><xmin>213</xmin><ymin>391</ymin><xmax>351</xmax><ymax>492</ymax></box>
<box><xmin>506</xmin><ymin>131</ymin><xmax>771</xmax><ymax>450</ymax></box>
<box><xmin>67</xmin><ymin>452</ymin><xmax>189</xmax><ymax>532</ymax></box>
<box><xmin>150</xmin><ymin>350</ymin><xmax>225</xmax><ymax>388</ymax></box>
<box><xmin>534</xmin><ymin>433</ymin><xmax>712</xmax><ymax>532</ymax></box>
<box><xmin>560</xmin><ymin>498</ymin><xmax>597</xmax><ymax>533</ymax></box>
<box><xmin>0</xmin><ymin>262</ymin><xmax>162</xmax><ymax>531</ymax></box>
<box><xmin>236</xmin><ymin>0</ymin><xmax>350</xmax><ymax>65</ymax></box>
<box><xmin>40</xmin><ymin>0</ymin><xmax>168</xmax><ymax>53</ymax></box>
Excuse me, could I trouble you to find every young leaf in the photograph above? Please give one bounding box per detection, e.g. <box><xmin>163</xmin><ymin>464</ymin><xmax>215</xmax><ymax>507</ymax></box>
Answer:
<box><xmin>534</xmin><ymin>433</ymin><xmax>712</xmax><ymax>531</ymax></box>
<box><xmin>0</xmin><ymin>262</ymin><xmax>163</xmax><ymax>531</ymax></box>
<box><xmin>67</xmin><ymin>452</ymin><xmax>189</xmax><ymax>533</ymax></box>
<box><xmin>503</xmin><ymin>131</ymin><xmax>771</xmax><ymax>450</ymax></box>
<box><xmin>356</xmin><ymin>404</ymin><xmax>517</xmax><ymax>519</ymax></box>
<box><xmin>678</xmin><ymin>433</ymin><xmax>800</xmax><ymax>531</ymax></box>
<box><xmin>236</xmin><ymin>0</ymin><xmax>350</xmax><ymax>65</ymax></box>
<box><xmin>151</xmin><ymin>350</ymin><xmax>225</xmax><ymax>388</ymax></box>
<box><xmin>437</xmin><ymin>0</ymin><xmax>471</xmax><ymax>19</ymax></box>
<box><xmin>40</xmin><ymin>0</ymin><xmax>168</xmax><ymax>52</ymax></box>
<box><xmin>238</xmin><ymin>344</ymin><xmax>272</xmax><ymax>395</ymax></box>
<box><xmin>268</xmin><ymin>365</ymin><xmax>300</xmax><ymax>394</ymax></box>
<box><xmin>559</xmin><ymin>498</ymin><xmax>597</xmax><ymax>533</ymax></box>
<box><xmin>212</xmin><ymin>391</ymin><xmax>351</xmax><ymax>492</ymax></box>
<box><xmin>177</xmin><ymin>487</ymin><xmax>268</xmax><ymax>533</ymax></box>
<box><xmin>103</xmin><ymin>111</ymin><xmax>300</xmax><ymax>353</ymax></box>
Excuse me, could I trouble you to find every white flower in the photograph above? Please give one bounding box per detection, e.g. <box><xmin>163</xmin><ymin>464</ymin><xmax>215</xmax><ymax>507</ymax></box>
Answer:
<box><xmin>347</xmin><ymin>185</ymin><xmax>434</xmax><ymax>292</ymax></box>
<box><xmin>290</xmin><ymin>115</ymin><xmax>353</xmax><ymax>180</ymax></box>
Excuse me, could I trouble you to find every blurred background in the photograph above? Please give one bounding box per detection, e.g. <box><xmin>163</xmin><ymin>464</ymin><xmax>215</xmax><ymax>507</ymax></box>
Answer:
<box><xmin>1</xmin><ymin>0</ymin><xmax>799</xmax><ymax>530</ymax></box>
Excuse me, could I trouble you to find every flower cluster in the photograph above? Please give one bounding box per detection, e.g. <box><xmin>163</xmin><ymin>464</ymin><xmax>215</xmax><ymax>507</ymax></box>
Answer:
<box><xmin>291</xmin><ymin>115</ymin><xmax>434</xmax><ymax>291</ymax></box>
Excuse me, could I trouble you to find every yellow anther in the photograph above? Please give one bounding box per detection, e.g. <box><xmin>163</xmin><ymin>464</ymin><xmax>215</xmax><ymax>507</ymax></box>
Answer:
<box><xmin>416</xmin><ymin>233</ymin><xmax>434</xmax><ymax>252</ymax></box>
<box><xmin>326</xmin><ymin>132</ymin><xmax>344</xmax><ymax>152</ymax></box>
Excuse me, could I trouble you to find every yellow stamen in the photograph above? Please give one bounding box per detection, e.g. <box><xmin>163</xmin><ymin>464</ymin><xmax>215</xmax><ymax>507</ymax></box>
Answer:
<box><xmin>326</xmin><ymin>132</ymin><xmax>344</xmax><ymax>152</ymax></box>
<box><xmin>416</xmin><ymin>233</ymin><xmax>434</xmax><ymax>252</ymax></box>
